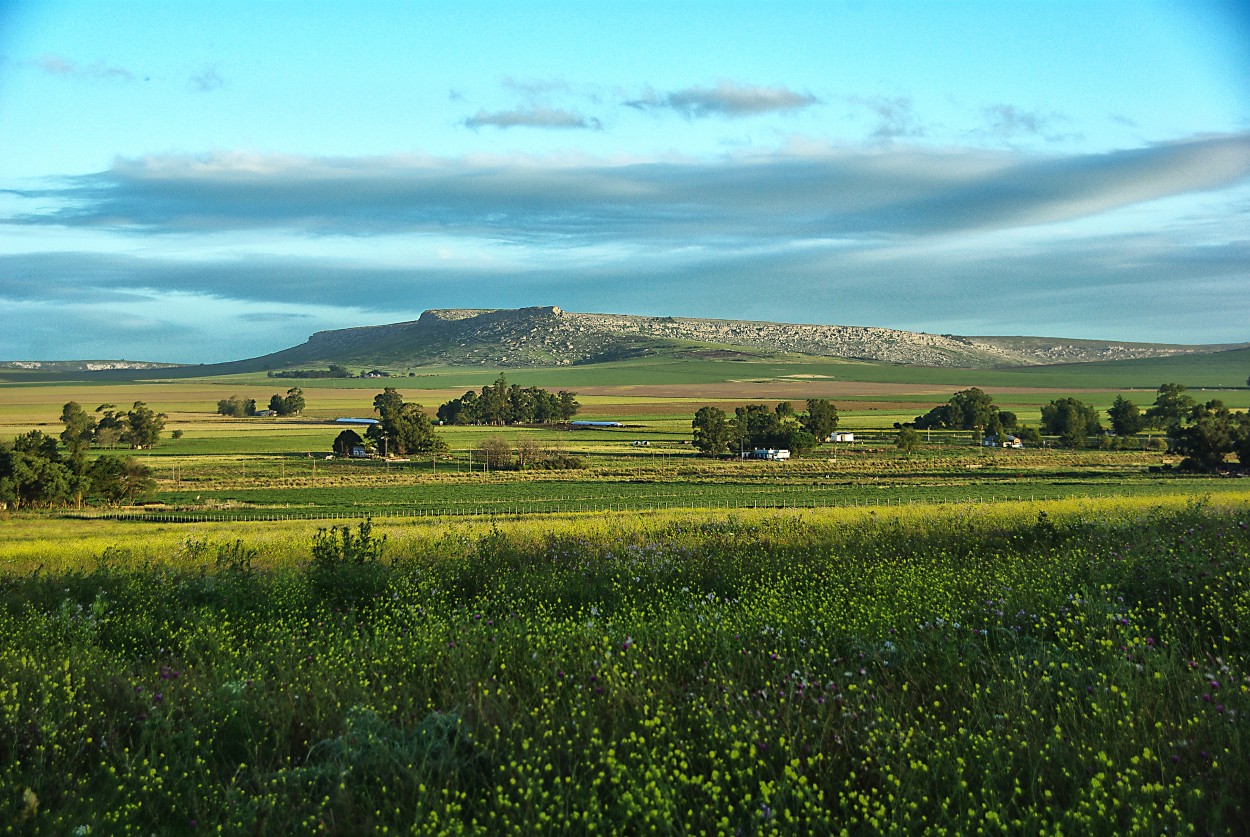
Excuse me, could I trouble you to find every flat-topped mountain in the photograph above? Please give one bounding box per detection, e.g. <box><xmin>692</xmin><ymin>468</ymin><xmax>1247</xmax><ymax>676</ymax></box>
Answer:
<box><xmin>215</xmin><ymin>306</ymin><xmax>1243</xmax><ymax>372</ymax></box>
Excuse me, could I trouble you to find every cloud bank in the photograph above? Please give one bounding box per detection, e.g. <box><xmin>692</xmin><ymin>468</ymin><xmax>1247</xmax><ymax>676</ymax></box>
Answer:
<box><xmin>2</xmin><ymin>133</ymin><xmax>1248</xmax><ymax>360</ymax></box>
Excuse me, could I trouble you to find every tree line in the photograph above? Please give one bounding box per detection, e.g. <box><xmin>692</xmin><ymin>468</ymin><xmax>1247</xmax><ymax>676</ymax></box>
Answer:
<box><xmin>897</xmin><ymin>384</ymin><xmax>1250</xmax><ymax>470</ymax></box>
<box><xmin>437</xmin><ymin>375</ymin><xmax>579</xmax><ymax>426</ymax></box>
<box><xmin>691</xmin><ymin>399</ymin><xmax>839</xmax><ymax>455</ymax></box>
<box><xmin>217</xmin><ymin>387</ymin><xmax>306</xmax><ymax>417</ymax></box>
<box><xmin>1</xmin><ymin>401</ymin><xmax>159</xmax><ymax>510</ymax></box>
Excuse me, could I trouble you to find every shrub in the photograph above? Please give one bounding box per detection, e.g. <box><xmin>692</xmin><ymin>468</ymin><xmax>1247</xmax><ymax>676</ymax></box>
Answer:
<box><xmin>308</xmin><ymin>518</ymin><xmax>389</xmax><ymax>607</ymax></box>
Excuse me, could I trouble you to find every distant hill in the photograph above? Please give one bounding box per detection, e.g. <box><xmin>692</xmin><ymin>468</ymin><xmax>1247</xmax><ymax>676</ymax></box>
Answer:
<box><xmin>5</xmin><ymin>307</ymin><xmax>1244</xmax><ymax>380</ymax></box>
<box><xmin>0</xmin><ymin>360</ymin><xmax>178</xmax><ymax>372</ymax></box>
<box><xmin>203</xmin><ymin>306</ymin><xmax>1241</xmax><ymax>373</ymax></box>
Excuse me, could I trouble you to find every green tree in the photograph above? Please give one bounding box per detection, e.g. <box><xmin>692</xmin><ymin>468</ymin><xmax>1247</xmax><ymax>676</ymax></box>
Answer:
<box><xmin>802</xmin><ymin>399</ymin><xmax>839</xmax><ymax>441</ymax></box>
<box><xmin>332</xmin><ymin>429</ymin><xmax>365</xmax><ymax>457</ymax></box>
<box><xmin>60</xmin><ymin>401</ymin><xmax>96</xmax><ymax>473</ymax></box>
<box><xmin>913</xmin><ymin>388</ymin><xmax>1003</xmax><ymax>431</ymax></box>
<box><xmin>896</xmin><ymin>427</ymin><xmax>921</xmax><ymax>454</ymax></box>
<box><xmin>217</xmin><ymin>396</ymin><xmax>257</xmax><ymax>417</ymax></box>
<box><xmin>0</xmin><ymin>431</ymin><xmax>76</xmax><ymax>510</ymax></box>
<box><xmin>1171</xmin><ymin>400</ymin><xmax>1238</xmax><ymax>470</ymax></box>
<box><xmin>555</xmin><ymin>391</ymin><xmax>580</xmax><ymax>422</ymax></box>
<box><xmin>369</xmin><ymin>394</ymin><xmax>446</xmax><ymax>456</ymax></box>
<box><xmin>692</xmin><ymin>406</ymin><xmax>731</xmax><ymax>455</ymax></box>
<box><xmin>1040</xmin><ymin>397</ymin><xmax>1103</xmax><ymax>448</ymax></box>
<box><xmin>1108</xmin><ymin>395</ymin><xmax>1144</xmax><ymax>436</ymax></box>
<box><xmin>93</xmin><ymin>404</ymin><xmax>126</xmax><ymax>448</ymax></box>
<box><xmin>124</xmin><ymin>401</ymin><xmax>166</xmax><ymax>449</ymax></box>
<box><xmin>268</xmin><ymin>387</ymin><xmax>305</xmax><ymax>416</ymax></box>
<box><xmin>1016</xmin><ymin>425</ymin><xmax>1042</xmax><ymax>446</ymax></box>
<box><xmin>88</xmin><ymin>456</ymin><xmax>156</xmax><ymax>504</ymax></box>
<box><xmin>1144</xmin><ymin>383</ymin><xmax>1195</xmax><ymax>429</ymax></box>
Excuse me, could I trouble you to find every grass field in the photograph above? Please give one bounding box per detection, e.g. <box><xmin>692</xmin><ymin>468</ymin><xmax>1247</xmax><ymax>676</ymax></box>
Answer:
<box><xmin>2</xmin><ymin>497</ymin><xmax>1249</xmax><ymax>832</ymax></box>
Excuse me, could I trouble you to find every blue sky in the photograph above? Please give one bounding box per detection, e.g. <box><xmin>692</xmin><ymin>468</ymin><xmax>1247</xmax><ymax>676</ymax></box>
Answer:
<box><xmin>1</xmin><ymin>0</ymin><xmax>1248</xmax><ymax>362</ymax></box>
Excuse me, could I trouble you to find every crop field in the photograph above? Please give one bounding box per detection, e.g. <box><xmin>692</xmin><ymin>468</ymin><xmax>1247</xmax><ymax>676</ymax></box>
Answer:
<box><xmin>2</xmin><ymin>497</ymin><xmax>1249</xmax><ymax>833</ymax></box>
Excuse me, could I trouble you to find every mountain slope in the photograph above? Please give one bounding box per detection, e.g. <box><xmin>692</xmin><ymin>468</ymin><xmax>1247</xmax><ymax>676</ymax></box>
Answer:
<box><xmin>218</xmin><ymin>306</ymin><xmax>1239</xmax><ymax>372</ymax></box>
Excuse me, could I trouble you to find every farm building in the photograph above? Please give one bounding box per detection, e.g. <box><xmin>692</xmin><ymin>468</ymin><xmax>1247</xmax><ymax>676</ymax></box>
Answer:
<box><xmin>570</xmin><ymin>420</ymin><xmax>623</xmax><ymax>428</ymax></box>
<box><xmin>829</xmin><ymin>432</ymin><xmax>855</xmax><ymax>443</ymax></box>
<box><xmin>982</xmin><ymin>434</ymin><xmax>1023</xmax><ymax>448</ymax></box>
<box><xmin>748</xmin><ymin>449</ymin><xmax>791</xmax><ymax>461</ymax></box>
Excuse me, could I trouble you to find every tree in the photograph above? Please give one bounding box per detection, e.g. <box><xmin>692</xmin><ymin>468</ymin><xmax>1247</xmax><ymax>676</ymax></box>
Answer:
<box><xmin>515</xmin><ymin>437</ymin><xmax>543</xmax><ymax>469</ymax></box>
<box><xmin>94</xmin><ymin>404</ymin><xmax>126</xmax><ymax>448</ymax></box>
<box><xmin>1108</xmin><ymin>395</ymin><xmax>1144</xmax><ymax>436</ymax></box>
<box><xmin>913</xmin><ymin>388</ymin><xmax>1005</xmax><ymax>431</ymax></box>
<box><xmin>373</xmin><ymin>388</ymin><xmax>405</xmax><ymax>418</ymax></box>
<box><xmin>368</xmin><ymin>393</ymin><xmax>446</xmax><ymax>456</ymax></box>
<box><xmin>1171</xmin><ymin>400</ymin><xmax>1237</xmax><ymax>470</ymax></box>
<box><xmin>88</xmin><ymin>456</ymin><xmax>155</xmax><ymax>505</ymax></box>
<box><xmin>60</xmin><ymin>401</ymin><xmax>96</xmax><ymax>473</ymax></box>
<box><xmin>124</xmin><ymin>401</ymin><xmax>166</xmax><ymax>449</ymax></box>
<box><xmin>269</xmin><ymin>387</ymin><xmax>305</xmax><ymax>416</ymax></box>
<box><xmin>476</xmin><ymin>436</ymin><xmax>513</xmax><ymax>470</ymax></box>
<box><xmin>1016</xmin><ymin>425</ymin><xmax>1042</xmax><ymax>446</ymax></box>
<box><xmin>1040</xmin><ymin>397</ymin><xmax>1103</xmax><ymax>448</ymax></box>
<box><xmin>0</xmin><ymin>431</ymin><xmax>77</xmax><ymax>510</ymax></box>
<box><xmin>1145</xmin><ymin>383</ymin><xmax>1195</xmax><ymax>430</ymax></box>
<box><xmin>332</xmin><ymin>429</ymin><xmax>365</xmax><ymax>457</ymax></box>
<box><xmin>555</xmin><ymin>391</ymin><xmax>580</xmax><ymax>422</ymax></box>
<box><xmin>1236</xmin><ymin>412</ymin><xmax>1250</xmax><ymax>467</ymax></box>
<box><xmin>692</xmin><ymin>406</ymin><xmax>731</xmax><ymax>455</ymax></box>
<box><xmin>217</xmin><ymin>396</ymin><xmax>256</xmax><ymax>417</ymax></box>
<box><xmin>726</xmin><ymin>403</ymin><xmax>818</xmax><ymax>453</ymax></box>
<box><xmin>896</xmin><ymin>427</ymin><xmax>921</xmax><ymax>454</ymax></box>
<box><xmin>802</xmin><ymin>399</ymin><xmax>839</xmax><ymax>441</ymax></box>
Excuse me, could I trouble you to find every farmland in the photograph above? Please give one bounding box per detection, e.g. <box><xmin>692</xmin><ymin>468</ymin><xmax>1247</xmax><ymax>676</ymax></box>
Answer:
<box><xmin>3</xmin><ymin>357</ymin><xmax>1250</xmax><ymax>832</ymax></box>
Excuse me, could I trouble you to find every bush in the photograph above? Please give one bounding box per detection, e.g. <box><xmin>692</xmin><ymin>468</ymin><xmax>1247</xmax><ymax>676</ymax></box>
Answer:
<box><xmin>308</xmin><ymin>519</ymin><xmax>389</xmax><ymax>607</ymax></box>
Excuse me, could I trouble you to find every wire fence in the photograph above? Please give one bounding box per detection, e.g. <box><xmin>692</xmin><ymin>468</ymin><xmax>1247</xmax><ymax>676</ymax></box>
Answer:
<box><xmin>62</xmin><ymin>491</ymin><xmax>1135</xmax><ymax>524</ymax></box>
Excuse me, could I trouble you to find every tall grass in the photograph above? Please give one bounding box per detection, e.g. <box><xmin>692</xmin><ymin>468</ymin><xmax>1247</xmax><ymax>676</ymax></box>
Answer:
<box><xmin>2</xmin><ymin>498</ymin><xmax>1248</xmax><ymax>833</ymax></box>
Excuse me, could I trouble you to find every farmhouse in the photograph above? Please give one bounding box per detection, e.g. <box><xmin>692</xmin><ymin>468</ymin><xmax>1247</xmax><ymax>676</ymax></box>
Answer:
<box><xmin>748</xmin><ymin>449</ymin><xmax>791</xmax><ymax>461</ymax></box>
<box><xmin>829</xmin><ymin>432</ymin><xmax>855</xmax><ymax>443</ymax></box>
<box><xmin>982</xmin><ymin>434</ymin><xmax>1023</xmax><ymax>448</ymax></box>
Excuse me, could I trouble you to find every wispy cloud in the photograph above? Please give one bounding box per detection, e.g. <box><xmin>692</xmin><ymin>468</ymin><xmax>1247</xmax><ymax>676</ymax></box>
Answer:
<box><xmin>188</xmin><ymin>66</ymin><xmax>225</xmax><ymax>93</ymax></box>
<box><xmin>626</xmin><ymin>80</ymin><xmax>819</xmax><ymax>118</ymax></box>
<box><xmin>848</xmin><ymin>95</ymin><xmax>925</xmax><ymax>141</ymax></box>
<box><xmin>980</xmin><ymin>104</ymin><xmax>1076</xmax><ymax>143</ymax></box>
<box><xmin>464</xmin><ymin>106</ymin><xmax>602</xmax><ymax>130</ymax></box>
<box><xmin>33</xmin><ymin>52</ymin><xmax>135</xmax><ymax>82</ymax></box>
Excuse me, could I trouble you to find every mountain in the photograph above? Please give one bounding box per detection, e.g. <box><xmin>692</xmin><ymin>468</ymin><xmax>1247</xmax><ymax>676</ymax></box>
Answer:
<box><xmin>199</xmin><ymin>306</ymin><xmax>1244</xmax><ymax>373</ymax></box>
<box><xmin>4</xmin><ymin>307</ymin><xmax>1242</xmax><ymax>381</ymax></box>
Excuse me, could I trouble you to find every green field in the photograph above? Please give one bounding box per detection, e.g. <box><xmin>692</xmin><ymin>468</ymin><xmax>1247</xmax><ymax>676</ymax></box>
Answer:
<box><xmin>2</xmin><ymin>499</ymin><xmax>1249</xmax><ymax>832</ymax></box>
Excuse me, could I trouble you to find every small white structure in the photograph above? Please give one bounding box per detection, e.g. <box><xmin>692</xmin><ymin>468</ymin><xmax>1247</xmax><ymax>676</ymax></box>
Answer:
<box><xmin>750</xmin><ymin>448</ymin><xmax>791</xmax><ymax>461</ymax></box>
<box><xmin>631</xmin><ymin>440</ymin><xmax>650</xmax><ymax>446</ymax></box>
<box><xmin>830</xmin><ymin>432</ymin><xmax>855</xmax><ymax>443</ymax></box>
<box><xmin>350</xmin><ymin>445</ymin><xmax>368</xmax><ymax>458</ymax></box>
<box><xmin>982</xmin><ymin>434</ymin><xmax>1023</xmax><ymax>449</ymax></box>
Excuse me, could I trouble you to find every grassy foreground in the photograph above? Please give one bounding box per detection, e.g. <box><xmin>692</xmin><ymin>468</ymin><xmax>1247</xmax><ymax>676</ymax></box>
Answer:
<box><xmin>3</xmin><ymin>496</ymin><xmax>1249</xmax><ymax>834</ymax></box>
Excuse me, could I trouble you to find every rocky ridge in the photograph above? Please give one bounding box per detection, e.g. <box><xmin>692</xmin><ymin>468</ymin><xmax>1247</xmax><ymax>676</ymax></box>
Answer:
<box><xmin>401</xmin><ymin>307</ymin><xmax>1226</xmax><ymax>368</ymax></box>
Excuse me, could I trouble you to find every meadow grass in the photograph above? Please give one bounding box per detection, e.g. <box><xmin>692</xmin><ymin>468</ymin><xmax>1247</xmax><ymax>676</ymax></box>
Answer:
<box><xmin>2</xmin><ymin>496</ymin><xmax>1249</xmax><ymax>833</ymax></box>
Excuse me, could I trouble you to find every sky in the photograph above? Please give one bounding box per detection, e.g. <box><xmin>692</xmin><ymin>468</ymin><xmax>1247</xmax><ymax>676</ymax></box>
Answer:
<box><xmin>0</xmin><ymin>1</ymin><xmax>1248</xmax><ymax>363</ymax></box>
